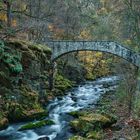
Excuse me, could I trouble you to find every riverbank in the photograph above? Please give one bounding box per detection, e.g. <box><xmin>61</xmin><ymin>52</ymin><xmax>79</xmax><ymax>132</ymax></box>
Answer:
<box><xmin>0</xmin><ymin>39</ymin><xmax>113</xmax><ymax>131</ymax></box>
<box><xmin>1</xmin><ymin>39</ymin><xmax>138</xmax><ymax>140</ymax></box>
<box><xmin>96</xmin><ymin>91</ymin><xmax>137</xmax><ymax>140</ymax></box>
<box><xmin>0</xmin><ymin>40</ymin><xmax>74</xmax><ymax>131</ymax></box>
<box><xmin>69</xmin><ymin>89</ymin><xmax>139</xmax><ymax>140</ymax></box>
<box><xmin>0</xmin><ymin>76</ymin><xmax>119</xmax><ymax>140</ymax></box>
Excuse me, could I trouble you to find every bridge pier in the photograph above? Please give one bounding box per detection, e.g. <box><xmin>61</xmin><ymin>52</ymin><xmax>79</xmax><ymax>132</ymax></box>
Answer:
<box><xmin>48</xmin><ymin>61</ymin><xmax>57</xmax><ymax>90</ymax></box>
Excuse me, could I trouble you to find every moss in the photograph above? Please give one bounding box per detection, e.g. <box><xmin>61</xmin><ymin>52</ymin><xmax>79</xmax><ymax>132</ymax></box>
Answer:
<box><xmin>68</xmin><ymin>111</ymin><xmax>86</xmax><ymax>118</ymax></box>
<box><xmin>55</xmin><ymin>74</ymin><xmax>73</xmax><ymax>92</ymax></box>
<box><xmin>80</xmin><ymin>113</ymin><xmax>117</xmax><ymax>128</ymax></box>
<box><xmin>0</xmin><ymin>40</ymin><xmax>4</xmax><ymax>48</ymax></box>
<box><xmin>101</xmin><ymin>113</ymin><xmax>118</xmax><ymax>126</ymax></box>
<box><xmin>6</xmin><ymin>40</ymin><xmax>51</xmax><ymax>61</ymax></box>
<box><xmin>8</xmin><ymin>106</ymin><xmax>48</xmax><ymax>122</ymax></box>
<box><xmin>20</xmin><ymin>85</ymin><xmax>39</xmax><ymax>102</ymax></box>
<box><xmin>70</xmin><ymin>119</ymin><xmax>93</xmax><ymax>134</ymax></box>
<box><xmin>70</xmin><ymin>112</ymin><xmax>117</xmax><ymax>135</ymax></box>
<box><xmin>85</xmin><ymin>72</ymin><xmax>95</xmax><ymax>80</ymax></box>
<box><xmin>0</xmin><ymin>117</ymin><xmax>9</xmax><ymax>130</ymax></box>
<box><xmin>6</xmin><ymin>40</ymin><xmax>28</xmax><ymax>51</ymax></box>
<box><xmin>0</xmin><ymin>71</ymin><xmax>12</xmax><ymax>88</ymax></box>
<box><xmin>79</xmin><ymin>113</ymin><xmax>110</xmax><ymax>123</ymax></box>
<box><xmin>0</xmin><ymin>40</ymin><xmax>52</xmax><ymax>126</ymax></box>
<box><xmin>7</xmin><ymin>40</ymin><xmax>51</xmax><ymax>53</ymax></box>
<box><xmin>28</xmin><ymin>43</ymin><xmax>51</xmax><ymax>55</ymax></box>
<box><xmin>5</xmin><ymin>85</ymin><xmax>48</xmax><ymax>122</ymax></box>
<box><xmin>2</xmin><ymin>52</ymin><xmax>22</xmax><ymax>73</ymax></box>
<box><xmin>86</xmin><ymin>131</ymin><xmax>103</xmax><ymax>139</ymax></box>
<box><xmin>23</xmin><ymin>110</ymin><xmax>48</xmax><ymax>121</ymax></box>
<box><xmin>18</xmin><ymin>119</ymin><xmax>54</xmax><ymax>131</ymax></box>
<box><xmin>0</xmin><ymin>41</ymin><xmax>23</xmax><ymax>74</ymax></box>
<box><xmin>69</xmin><ymin>136</ymin><xmax>86</xmax><ymax>140</ymax></box>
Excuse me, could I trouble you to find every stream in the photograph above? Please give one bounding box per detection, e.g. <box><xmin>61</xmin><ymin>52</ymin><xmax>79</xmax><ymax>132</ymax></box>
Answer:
<box><xmin>0</xmin><ymin>76</ymin><xmax>119</xmax><ymax>140</ymax></box>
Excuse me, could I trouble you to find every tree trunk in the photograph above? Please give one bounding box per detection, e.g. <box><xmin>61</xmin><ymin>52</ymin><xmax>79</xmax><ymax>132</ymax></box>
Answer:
<box><xmin>3</xmin><ymin>0</ymin><xmax>12</xmax><ymax>27</ymax></box>
<box><xmin>7</xmin><ymin>2</ymin><xmax>11</xmax><ymax>27</ymax></box>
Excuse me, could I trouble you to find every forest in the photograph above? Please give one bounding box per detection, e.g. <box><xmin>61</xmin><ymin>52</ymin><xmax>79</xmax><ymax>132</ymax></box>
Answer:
<box><xmin>0</xmin><ymin>0</ymin><xmax>140</xmax><ymax>140</ymax></box>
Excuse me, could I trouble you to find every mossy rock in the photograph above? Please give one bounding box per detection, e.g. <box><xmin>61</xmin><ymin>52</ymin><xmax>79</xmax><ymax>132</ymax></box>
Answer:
<box><xmin>54</xmin><ymin>74</ymin><xmax>73</xmax><ymax>92</ymax></box>
<box><xmin>0</xmin><ymin>40</ymin><xmax>52</xmax><ymax>127</ymax></box>
<box><xmin>101</xmin><ymin>113</ymin><xmax>118</xmax><ymax>127</ymax></box>
<box><xmin>70</xmin><ymin>113</ymin><xmax>117</xmax><ymax>134</ymax></box>
<box><xmin>18</xmin><ymin>119</ymin><xmax>54</xmax><ymax>131</ymax></box>
<box><xmin>7</xmin><ymin>40</ymin><xmax>51</xmax><ymax>55</ymax></box>
<box><xmin>0</xmin><ymin>71</ymin><xmax>12</xmax><ymax>88</ymax></box>
<box><xmin>0</xmin><ymin>40</ymin><xmax>4</xmax><ymax>47</ymax></box>
<box><xmin>28</xmin><ymin>43</ymin><xmax>51</xmax><ymax>55</ymax></box>
<box><xmin>6</xmin><ymin>40</ymin><xmax>29</xmax><ymax>51</ymax></box>
<box><xmin>7</xmin><ymin>104</ymin><xmax>26</xmax><ymax>122</ymax></box>
<box><xmin>0</xmin><ymin>118</ymin><xmax>9</xmax><ymax>130</ymax></box>
<box><xmin>6</xmin><ymin>85</ymin><xmax>49</xmax><ymax>122</ymax></box>
<box><xmin>0</xmin><ymin>44</ymin><xmax>23</xmax><ymax>74</ymax></box>
<box><xmin>86</xmin><ymin>131</ymin><xmax>103</xmax><ymax>140</ymax></box>
<box><xmin>23</xmin><ymin>110</ymin><xmax>48</xmax><ymax>121</ymax></box>
<box><xmin>85</xmin><ymin>72</ymin><xmax>95</xmax><ymax>80</ymax></box>
<box><xmin>79</xmin><ymin>113</ymin><xmax>116</xmax><ymax>128</ymax></box>
<box><xmin>68</xmin><ymin>111</ymin><xmax>86</xmax><ymax>118</ymax></box>
<box><xmin>5</xmin><ymin>40</ymin><xmax>51</xmax><ymax>73</ymax></box>
<box><xmin>79</xmin><ymin>113</ymin><xmax>110</xmax><ymax>123</ymax></box>
<box><xmin>8</xmin><ymin>107</ymin><xmax>48</xmax><ymax>122</ymax></box>
<box><xmin>52</xmin><ymin>88</ymin><xmax>64</xmax><ymax>96</ymax></box>
<box><xmin>70</xmin><ymin>119</ymin><xmax>94</xmax><ymax>134</ymax></box>
<box><xmin>69</xmin><ymin>135</ymin><xmax>87</xmax><ymax>140</ymax></box>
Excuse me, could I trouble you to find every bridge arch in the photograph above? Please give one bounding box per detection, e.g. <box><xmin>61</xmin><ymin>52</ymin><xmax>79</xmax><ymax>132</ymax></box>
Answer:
<box><xmin>47</xmin><ymin>41</ymin><xmax>140</xmax><ymax>67</ymax></box>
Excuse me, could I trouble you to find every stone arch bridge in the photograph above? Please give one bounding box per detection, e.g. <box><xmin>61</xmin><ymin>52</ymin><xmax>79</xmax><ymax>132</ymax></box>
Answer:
<box><xmin>47</xmin><ymin>41</ymin><xmax>140</xmax><ymax>67</ymax></box>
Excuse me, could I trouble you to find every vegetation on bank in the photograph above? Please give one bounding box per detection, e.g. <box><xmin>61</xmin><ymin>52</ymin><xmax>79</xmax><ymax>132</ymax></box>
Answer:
<box><xmin>68</xmin><ymin>88</ymin><xmax>139</xmax><ymax>140</ymax></box>
<box><xmin>54</xmin><ymin>74</ymin><xmax>74</xmax><ymax>92</ymax></box>
<box><xmin>0</xmin><ymin>117</ymin><xmax>8</xmax><ymax>131</ymax></box>
<box><xmin>0</xmin><ymin>40</ymin><xmax>73</xmax><ymax>130</ymax></box>
<box><xmin>67</xmin><ymin>62</ymin><xmax>139</xmax><ymax>139</ymax></box>
<box><xmin>68</xmin><ymin>106</ymin><xmax>117</xmax><ymax>140</ymax></box>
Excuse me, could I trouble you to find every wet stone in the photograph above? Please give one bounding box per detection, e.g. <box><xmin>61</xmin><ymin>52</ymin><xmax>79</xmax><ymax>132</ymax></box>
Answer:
<box><xmin>38</xmin><ymin>137</ymin><xmax>50</xmax><ymax>140</ymax></box>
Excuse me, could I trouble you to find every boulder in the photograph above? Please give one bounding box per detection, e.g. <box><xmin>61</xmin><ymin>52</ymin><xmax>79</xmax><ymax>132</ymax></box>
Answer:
<box><xmin>68</xmin><ymin>111</ymin><xmax>85</xmax><ymax>118</ymax></box>
<box><xmin>70</xmin><ymin>112</ymin><xmax>117</xmax><ymax>134</ymax></box>
<box><xmin>8</xmin><ymin>108</ymin><xmax>48</xmax><ymax>122</ymax></box>
<box><xmin>18</xmin><ymin>119</ymin><xmax>54</xmax><ymax>131</ymax></box>
<box><xmin>0</xmin><ymin>118</ymin><xmax>9</xmax><ymax>130</ymax></box>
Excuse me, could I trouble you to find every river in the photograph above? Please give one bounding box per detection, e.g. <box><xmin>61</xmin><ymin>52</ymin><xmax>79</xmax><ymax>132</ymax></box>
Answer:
<box><xmin>0</xmin><ymin>76</ymin><xmax>119</xmax><ymax>140</ymax></box>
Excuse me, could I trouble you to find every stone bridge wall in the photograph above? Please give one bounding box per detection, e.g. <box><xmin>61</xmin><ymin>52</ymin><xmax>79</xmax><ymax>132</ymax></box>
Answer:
<box><xmin>47</xmin><ymin>41</ymin><xmax>140</xmax><ymax>67</ymax></box>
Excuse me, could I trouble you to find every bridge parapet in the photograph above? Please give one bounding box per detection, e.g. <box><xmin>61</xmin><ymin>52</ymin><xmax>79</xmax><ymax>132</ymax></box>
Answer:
<box><xmin>47</xmin><ymin>41</ymin><xmax>140</xmax><ymax>67</ymax></box>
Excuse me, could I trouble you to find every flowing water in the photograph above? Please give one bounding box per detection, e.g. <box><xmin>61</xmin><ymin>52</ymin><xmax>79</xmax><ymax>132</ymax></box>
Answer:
<box><xmin>0</xmin><ymin>76</ymin><xmax>119</xmax><ymax>140</ymax></box>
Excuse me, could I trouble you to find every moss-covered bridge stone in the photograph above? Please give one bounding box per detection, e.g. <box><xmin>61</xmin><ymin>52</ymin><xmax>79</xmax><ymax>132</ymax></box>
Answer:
<box><xmin>47</xmin><ymin>41</ymin><xmax>140</xmax><ymax>67</ymax></box>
